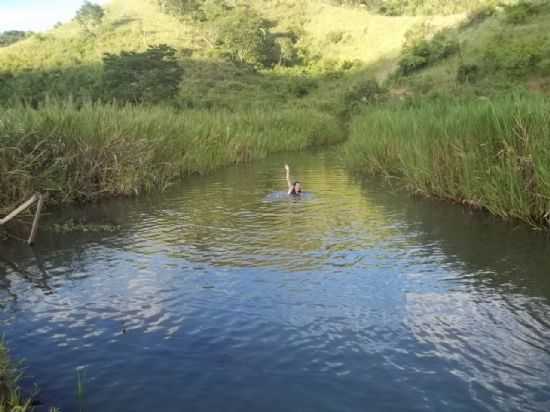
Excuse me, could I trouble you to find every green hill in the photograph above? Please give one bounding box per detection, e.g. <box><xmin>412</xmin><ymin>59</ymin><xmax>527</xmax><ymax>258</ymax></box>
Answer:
<box><xmin>388</xmin><ymin>0</ymin><xmax>550</xmax><ymax>98</ymax></box>
<box><xmin>0</xmin><ymin>0</ymin><xmax>472</xmax><ymax>110</ymax></box>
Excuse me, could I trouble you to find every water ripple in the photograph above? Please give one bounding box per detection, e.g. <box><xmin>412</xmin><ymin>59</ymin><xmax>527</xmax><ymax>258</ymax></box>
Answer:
<box><xmin>1</xmin><ymin>150</ymin><xmax>550</xmax><ymax>412</ymax></box>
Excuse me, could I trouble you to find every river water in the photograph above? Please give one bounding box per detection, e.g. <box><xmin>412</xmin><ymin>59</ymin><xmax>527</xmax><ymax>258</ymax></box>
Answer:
<box><xmin>1</xmin><ymin>149</ymin><xmax>550</xmax><ymax>412</ymax></box>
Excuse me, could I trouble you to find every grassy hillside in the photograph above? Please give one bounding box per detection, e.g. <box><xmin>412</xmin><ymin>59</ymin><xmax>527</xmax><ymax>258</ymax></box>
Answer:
<box><xmin>2</xmin><ymin>0</ymin><xmax>545</xmax><ymax>108</ymax></box>
<box><xmin>387</xmin><ymin>0</ymin><xmax>550</xmax><ymax>97</ymax></box>
<box><xmin>0</xmin><ymin>0</ymin><xmax>469</xmax><ymax>110</ymax></box>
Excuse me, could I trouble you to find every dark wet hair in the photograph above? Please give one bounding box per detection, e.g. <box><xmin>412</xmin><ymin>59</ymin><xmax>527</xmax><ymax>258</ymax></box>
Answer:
<box><xmin>292</xmin><ymin>182</ymin><xmax>302</xmax><ymax>193</ymax></box>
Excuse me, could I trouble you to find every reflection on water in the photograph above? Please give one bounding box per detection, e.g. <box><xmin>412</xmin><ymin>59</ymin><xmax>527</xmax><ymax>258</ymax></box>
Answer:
<box><xmin>1</xmin><ymin>149</ymin><xmax>550</xmax><ymax>412</ymax></box>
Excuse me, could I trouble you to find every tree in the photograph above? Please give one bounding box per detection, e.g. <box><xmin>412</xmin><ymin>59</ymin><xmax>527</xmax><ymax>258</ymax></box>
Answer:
<box><xmin>215</xmin><ymin>7</ymin><xmax>278</xmax><ymax>68</ymax></box>
<box><xmin>75</xmin><ymin>1</ymin><xmax>104</xmax><ymax>34</ymax></box>
<box><xmin>157</xmin><ymin>0</ymin><xmax>202</xmax><ymax>16</ymax></box>
<box><xmin>102</xmin><ymin>45</ymin><xmax>184</xmax><ymax>104</ymax></box>
<box><xmin>156</xmin><ymin>0</ymin><xmax>230</xmax><ymax>21</ymax></box>
<box><xmin>0</xmin><ymin>31</ymin><xmax>32</xmax><ymax>48</ymax></box>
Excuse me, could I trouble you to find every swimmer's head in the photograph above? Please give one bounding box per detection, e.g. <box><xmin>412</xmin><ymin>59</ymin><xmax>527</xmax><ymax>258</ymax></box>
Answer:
<box><xmin>292</xmin><ymin>182</ymin><xmax>302</xmax><ymax>193</ymax></box>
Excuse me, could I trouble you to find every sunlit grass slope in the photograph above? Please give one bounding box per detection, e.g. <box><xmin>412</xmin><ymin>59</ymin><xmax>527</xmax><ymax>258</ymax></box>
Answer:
<box><xmin>389</xmin><ymin>1</ymin><xmax>550</xmax><ymax>96</ymax></box>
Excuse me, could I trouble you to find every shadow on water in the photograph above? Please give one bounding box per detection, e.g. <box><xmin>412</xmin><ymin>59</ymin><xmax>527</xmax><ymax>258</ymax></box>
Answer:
<box><xmin>359</xmin><ymin>179</ymin><xmax>550</xmax><ymax>298</ymax></box>
<box><xmin>1</xmin><ymin>149</ymin><xmax>550</xmax><ymax>412</ymax></box>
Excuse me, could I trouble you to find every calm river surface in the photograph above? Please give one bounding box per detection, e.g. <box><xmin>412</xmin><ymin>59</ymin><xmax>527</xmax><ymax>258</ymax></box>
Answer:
<box><xmin>1</xmin><ymin>150</ymin><xmax>550</xmax><ymax>412</ymax></box>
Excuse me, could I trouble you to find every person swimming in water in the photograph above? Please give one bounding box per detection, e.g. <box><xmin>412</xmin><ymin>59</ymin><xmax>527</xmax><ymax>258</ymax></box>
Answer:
<box><xmin>285</xmin><ymin>164</ymin><xmax>302</xmax><ymax>195</ymax></box>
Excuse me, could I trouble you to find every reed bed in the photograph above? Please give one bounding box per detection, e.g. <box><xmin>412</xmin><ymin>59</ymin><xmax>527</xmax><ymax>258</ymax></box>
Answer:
<box><xmin>343</xmin><ymin>94</ymin><xmax>550</xmax><ymax>226</ymax></box>
<box><xmin>0</xmin><ymin>100</ymin><xmax>344</xmax><ymax>207</ymax></box>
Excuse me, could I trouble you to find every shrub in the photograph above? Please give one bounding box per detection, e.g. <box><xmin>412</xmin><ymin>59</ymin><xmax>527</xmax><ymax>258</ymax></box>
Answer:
<box><xmin>157</xmin><ymin>0</ymin><xmax>202</xmax><ymax>16</ymax></box>
<box><xmin>483</xmin><ymin>38</ymin><xmax>544</xmax><ymax>77</ymax></box>
<box><xmin>357</xmin><ymin>0</ymin><xmax>498</xmax><ymax>16</ymax></box>
<box><xmin>75</xmin><ymin>1</ymin><xmax>104</xmax><ymax>34</ymax></box>
<box><xmin>103</xmin><ymin>44</ymin><xmax>184</xmax><ymax>104</ymax></box>
<box><xmin>326</xmin><ymin>31</ymin><xmax>345</xmax><ymax>44</ymax></box>
<box><xmin>0</xmin><ymin>31</ymin><xmax>32</xmax><ymax>48</ymax></box>
<box><xmin>462</xmin><ymin>4</ymin><xmax>496</xmax><ymax>28</ymax></box>
<box><xmin>215</xmin><ymin>7</ymin><xmax>278</xmax><ymax>68</ymax></box>
<box><xmin>457</xmin><ymin>63</ymin><xmax>480</xmax><ymax>83</ymax></box>
<box><xmin>504</xmin><ymin>1</ymin><xmax>542</xmax><ymax>25</ymax></box>
<box><xmin>398</xmin><ymin>30</ymin><xmax>459</xmax><ymax>76</ymax></box>
<box><xmin>275</xmin><ymin>33</ymin><xmax>301</xmax><ymax>66</ymax></box>
<box><xmin>344</xmin><ymin>79</ymin><xmax>385</xmax><ymax>110</ymax></box>
<box><xmin>398</xmin><ymin>53</ymin><xmax>428</xmax><ymax>75</ymax></box>
<box><xmin>288</xmin><ymin>77</ymin><xmax>318</xmax><ymax>97</ymax></box>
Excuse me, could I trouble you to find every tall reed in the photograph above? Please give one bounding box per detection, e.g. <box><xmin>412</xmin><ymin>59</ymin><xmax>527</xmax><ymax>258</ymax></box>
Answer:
<box><xmin>0</xmin><ymin>100</ymin><xmax>345</xmax><ymax>207</ymax></box>
<box><xmin>343</xmin><ymin>95</ymin><xmax>550</xmax><ymax>226</ymax></box>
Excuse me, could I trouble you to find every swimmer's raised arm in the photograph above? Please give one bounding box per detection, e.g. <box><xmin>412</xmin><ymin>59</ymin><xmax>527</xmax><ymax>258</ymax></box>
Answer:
<box><xmin>285</xmin><ymin>164</ymin><xmax>292</xmax><ymax>191</ymax></box>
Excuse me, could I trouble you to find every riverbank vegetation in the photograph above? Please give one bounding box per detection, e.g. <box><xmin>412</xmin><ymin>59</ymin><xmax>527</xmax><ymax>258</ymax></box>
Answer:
<box><xmin>0</xmin><ymin>341</ymin><xmax>32</xmax><ymax>412</ymax></box>
<box><xmin>344</xmin><ymin>94</ymin><xmax>550</xmax><ymax>226</ymax></box>
<box><xmin>342</xmin><ymin>0</ymin><xmax>550</xmax><ymax>227</ymax></box>
<box><xmin>0</xmin><ymin>101</ymin><xmax>343</xmax><ymax>206</ymax></box>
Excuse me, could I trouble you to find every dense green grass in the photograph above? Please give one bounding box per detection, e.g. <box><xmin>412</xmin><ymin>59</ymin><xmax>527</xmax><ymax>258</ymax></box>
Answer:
<box><xmin>0</xmin><ymin>342</ymin><xmax>59</xmax><ymax>412</ymax></box>
<box><xmin>0</xmin><ymin>100</ymin><xmax>345</xmax><ymax>208</ymax></box>
<box><xmin>343</xmin><ymin>94</ymin><xmax>550</xmax><ymax>226</ymax></box>
<box><xmin>0</xmin><ymin>342</ymin><xmax>32</xmax><ymax>412</ymax></box>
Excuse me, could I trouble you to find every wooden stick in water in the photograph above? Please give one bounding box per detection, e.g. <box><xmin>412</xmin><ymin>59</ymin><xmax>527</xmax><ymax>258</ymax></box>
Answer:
<box><xmin>28</xmin><ymin>194</ymin><xmax>44</xmax><ymax>246</ymax></box>
<box><xmin>0</xmin><ymin>194</ymin><xmax>37</xmax><ymax>226</ymax></box>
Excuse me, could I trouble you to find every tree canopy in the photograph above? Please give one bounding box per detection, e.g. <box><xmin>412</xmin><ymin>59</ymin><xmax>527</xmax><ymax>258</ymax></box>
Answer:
<box><xmin>75</xmin><ymin>1</ymin><xmax>105</xmax><ymax>33</ymax></box>
<box><xmin>102</xmin><ymin>45</ymin><xmax>184</xmax><ymax>104</ymax></box>
<box><xmin>0</xmin><ymin>31</ymin><xmax>32</xmax><ymax>48</ymax></box>
<box><xmin>215</xmin><ymin>7</ymin><xmax>278</xmax><ymax>68</ymax></box>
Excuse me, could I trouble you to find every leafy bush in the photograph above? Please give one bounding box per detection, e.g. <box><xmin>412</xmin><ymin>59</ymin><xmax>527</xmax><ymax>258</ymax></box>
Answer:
<box><xmin>157</xmin><ymin>0</ymin><xmax>202</xmax><ymax>16</ymax></box>
<box><xmin>504</xmin><ymin>1</ymin><xmax>542</xmax><ymax>25</ymax></box>
<box><xmin>75</xmin><ymin>1</ymin><xmax>104</xmax><ymax>34</ymax></box>
<box><xmin>344</xmin><ymin>79</ymin><xmax>385</xmax><ymax>110</ymax></box>
<box><xmin>276</xmin><ymin>35</ymin><xmax>300</xmax><ymax>66</ymax></box>
<box><xmin>348</xmin><ymin>0</ymin><xmax>498</xmax><ymax>16</ymax></box>
<box><xmin>326</xmin><ymin>31</ymin><xmax>345</xmax><ymax>44</ymax></box>
<box><xmin>483</xmin><ymin>37</ymin><xmax>544</xmax><ymax>77</ymax></box>
<box><xmin>287</xmin><ymin>77</ymin><xmax>318</xmax><ymax>97</ymax></box>
<box><xmin>398</xmin><ymin>30</ymin><xmax>459</xmax><ymax>75</ymax></box>
<box><xmin>462</xmin><ymin>4</ymin><xmax>496</xmax><ymax>28</ymax></box>
<box><xmin>103</xmin><ymin>45</ymin><xmax>184</xmax><ymax>104</ymax></box>
<box><xmin>456</xmin><ymin>63</ymin><xmax>480</xmax><ymax>83</ymax></box>
<box><xmin>0</xmin><ymin>31</ymin><xmax>32</xmax><ymax>48</ymax></box>
<box><xmin>402</xmin><ymin>22</ymin><xmax>434</xmax><ymax>50</ymax></box>
<box><xmin>398</xmin><ymin>53</ymin><xmax>429</xmax><ymax>75</ymax></box>
<box><xmin>199</xmin><ymin>0</ymin><xmax>232</xmax><ymax>21</ymax></box>
<box><xmin>215</xmin><ymin>7</ymin><xmax>278</xmax><ymax>68</ymax></box>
